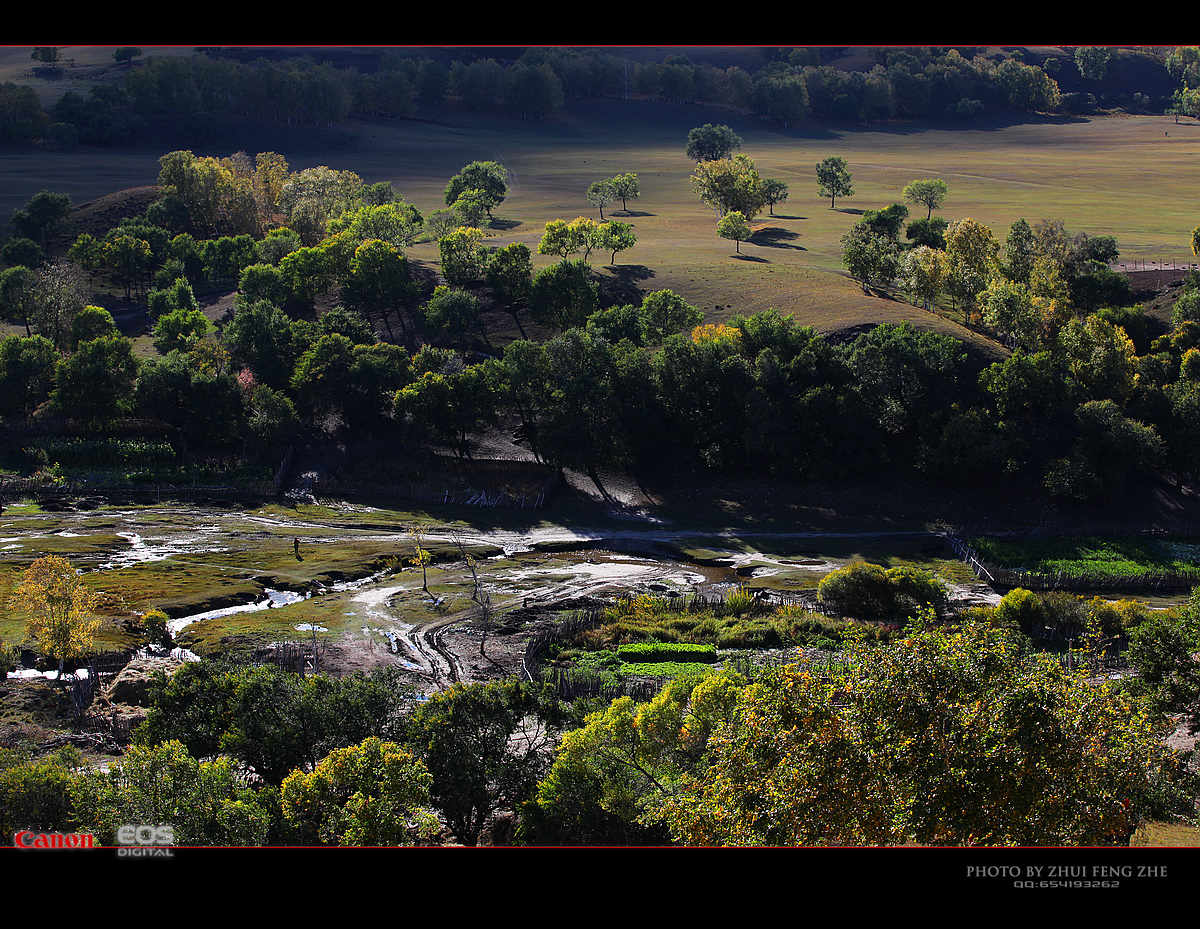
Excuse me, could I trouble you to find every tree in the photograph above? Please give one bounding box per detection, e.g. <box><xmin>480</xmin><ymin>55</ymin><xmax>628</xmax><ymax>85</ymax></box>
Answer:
<box><xmin>980</xmin><ymin>277</ymin><xmax>1041</xmax><ymax>350</ymax></box>
<box><xmin>0</xmin><ymin>334</ymin><xmax>56</xmax><ymax>422</ymax></box>
<box><xmin>529</xmin><ymin>259</ymin><xmax>599</xmax><ymax>331</ymax></box>
<box><xmin>841</xmin><ymin>224</ymin><xmax>900</xmax><ymax>292</ymax></box>
<box><xmin>650</xmin><ymin>619</ymin><xmax>1189</xmax><ymax>846</ymax></box>
<box><xmin>609</xmin><ymin>173</ymin><xmax>640</xmax><ymax>212</ymax></box>
<box><xmin>51</xmin><ymin>323</ymin><xmax>117</xmax><ymax>418</ymax></box>
<box><xmin>152</xmin><ymin>306</ymin><xmax>212</xmax><ymax>355</ymax></box>
<box><xmin>9</xmin><ymin>555</ymin><xmax>100</xmax><ymax>679</ymax></box>
<box><xmin>761</xmin><ymin>178</ymin><xmax>789</xmax><ymax>216</ymax></box>
<box><xmin>716</xmin><ymin>211</ymin><xmax>751</xmax><ymax>254</ymax></box>
<box><xmin>902</xmin><ymin>178</ymin><xmax>948</xmax><ymax>220</ymax></box>
<box><xmin>443</xmin><ymin>161</ymin><xmax>508</xmax><ymax>219</ymax></box>
<box><xmin>816</xmin><ymin>156</ymin><xmax>853</xmax><ymax>208</ymax></box>
<box><xmin>486</xmin><ymin>242</ymin><xmax>532</xmax><ymax>336</ymax></box>
<box><xmin>33</xmin><ymin>261</ymin><xmax>90</xmax><ymax>352</ymax></box>
<box><xmin>438</xmin><ymin>226</ymin><xmax>489</xmax><ymax>285</ymax></box>
<box><xmin>72</xmin><ymin>741</ymin><xmax>272</xmax><ymax>847</ymax></box>
<box><xmin>943</xmin><ymin>217</ymin><xmax>1000</xmax><ymax>322</ymax></box>
<box><xmin>586</xmin><ymin>179</ymin><xmax>616</xmax><ymax>220</ymax></box>
<box><xmin>280</xmin><ymin>737</ymin><xmax>439</xmax><ymax>846</ymax></box>
<box><xmin>423</xmin><ymin>285</ymin><xmax>488</xmax><ymax>348</ymax></box>
<box><xmin>638</xmin><ymin>290</ymin><xmax>702</xmax><ymax>344</ymax></box>
<box><xmin>690</xmin><ymin>154</ymin><xmax>767</xmax><ymax>219</ymax></box>
<box><xmin>70</xmin><ymin>305</ymin><xmax>118</xmax><ymax>348</ymax></box>
<box><xmin>1074</xmin><ymin>46</ymin><xmax>1113</xmax><ymax>82</ymax></box>
<box><xmin>897</xmin><ymin>246</ymin><xmax>948</xmax><ymax>310</ymax></box>
<box><xmin>685</xmin><ymin>123</ymin><xmax>742</xmax><ymax>161</ymax></box>
<box><xmin>596</xmin><ymin>221</ymin><xmax>637</xmax><ymax>266</ymax></box>
<box><xmin>10</xmin><ymin>191</ymin><xmax>71</xmax><ymax>247</ymax></box>
<box><xmin>0</xmin><ymin>266</ymin><xmax>38</xmax><ymax>336</ymax></box>
<box><xmin>406</xmin><ymin>680</ymin><xmax>551</xmax><ymax>846</ymax></box>
<box><xmin>103</xmin><ymin>234</ymin><xmax>153</xmax><ymax>301</ymax></box>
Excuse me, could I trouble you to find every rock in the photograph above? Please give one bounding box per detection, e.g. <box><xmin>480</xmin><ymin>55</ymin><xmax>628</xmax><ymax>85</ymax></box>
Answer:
<box><xmin>106</xmin><ymin>653</ymin><xmax>186</xmax><ymax>706</ymax></box>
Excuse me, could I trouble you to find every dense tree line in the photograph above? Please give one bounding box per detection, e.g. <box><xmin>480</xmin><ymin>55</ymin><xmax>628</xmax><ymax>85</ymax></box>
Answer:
<box><xmin>3</xmin><ymin>47</ymin><xmax>1196</xmax><ymax>150</ymax></box>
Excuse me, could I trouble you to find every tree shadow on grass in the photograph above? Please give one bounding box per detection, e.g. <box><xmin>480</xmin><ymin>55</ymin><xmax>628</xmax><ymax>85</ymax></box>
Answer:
<box><xmin>617</xmin><ymin>210</ymin><xmax>655</xmax><ymax>218</ymax></box>
<box><xmin>732</xmin><ymin>254</ymin><xmax>769</xmax><ymax>263</ymax></box>
<box><xmin>751</xmin><ymin>227</ymin><xmax>806</xmax><ymax>250</ymax></box>
<box><xmin>768</xmin><ymin>213</ymin><xmax>807</xmax><ymax>220</ymax></box>
<box><xmin>598</xmin><ymin>264</ymin><xmax>656</xmax><ymax>305</ymax></box>
<box><xmin>489</xmin><ymin>218</ymin><xmax>522</xmax><ymax>230</ymax></box>
<box><xmin>837</xmin><ymin>208</ymin><xmax>865</xmax><ymax>215</ymax></box>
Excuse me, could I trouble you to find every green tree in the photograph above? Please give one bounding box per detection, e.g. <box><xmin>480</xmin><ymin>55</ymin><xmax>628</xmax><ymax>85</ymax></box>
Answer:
<box><xmin>596</xmin><ymin>221</ymin><xmax>637</xmax><ymax>266</ymax></box>
<box><xmin>72</xmin><ymin>740</ymin><xmax>272</xmax><ymax>846</ymax></box>
<box><xmin>406</xmin><ymin>681</ymin><xmax>551</xmax><ymax>846</ymax></box>
<box><xmin>438</xmin><ymin>226</ymin><xmax>489</xmax><ymax>286</ymax></box>
<box><xmin>816</xmin><ymin>156</ymin><xmax>853</xmax><ymax>208</ymax></box>
<box><xmin>690</xmin><ymin>154</ymin><xmax>767</xmax><ymax>219</ymax></box>
<box><xmin>716</xmin><ymin>211</ymin><xmax>751</xmax><ymax>254</ymax></box>
<box><xmin>586</xmin><ymin>179</ymin><xmax>616</xmax><ymax>220</ymax></box>
<box><xmin>685</xmin><ymin>123</ymin><xmax>742</xmax><ymax>161</ymax></box>
<box><xmin>280</xmin><ymin>737</ymin><xmax>439</xmax><ymax>846</ymax></box>
<box><xmin>10</xmin><ymin>190</ymin><xmax>71</xmax><ymax>247</ymax></box>
<box><xmin>902</xmin><ymin>178</ymin><xmax>948</xmax><ymax>220</ymax></box>
<box><xmin>609</xmin><ymin>173</ymin><xmax>640</xmax><ymax>212</ymax></box>
<box><xmin>761</xmin><ymin>178</ymin><xmax>789</xmax><ymax>216</ymax></box>
<box><xmin>443</xmin><ymin>161</ymin><xmax>508</xmax><ymax>219</ymax></box>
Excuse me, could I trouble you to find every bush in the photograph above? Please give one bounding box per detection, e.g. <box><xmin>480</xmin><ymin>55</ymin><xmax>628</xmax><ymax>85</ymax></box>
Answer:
<box><xmin>817</xmin><ymin>562</ymin><xmax>947</xmax><ymax>621</ymax></box>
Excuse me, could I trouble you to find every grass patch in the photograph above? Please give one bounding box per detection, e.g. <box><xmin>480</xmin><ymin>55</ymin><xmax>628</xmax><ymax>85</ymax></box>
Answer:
<box><xmin>970</xmin><ymin>536</ymin><xmax>1200</xmax><ymax>583</ymax></box>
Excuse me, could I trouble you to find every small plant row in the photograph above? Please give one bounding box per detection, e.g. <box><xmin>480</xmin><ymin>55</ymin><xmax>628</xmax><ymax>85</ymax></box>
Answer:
<box><xmin>615</xmin><ymin>642</ymin><xmax>718</xmax><ymax>663</ymax></box>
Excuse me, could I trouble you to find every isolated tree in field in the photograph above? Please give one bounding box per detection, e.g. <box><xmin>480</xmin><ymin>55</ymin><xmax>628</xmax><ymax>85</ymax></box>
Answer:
<box><xmin>690</xmin><ymin>154</ymin><xmax>767</xmax><ymax>219</ymax></box>
<box><xmin>9</xmin><ymin>555</ymin><xmax>101</xmax><ymax>679</ymax></box>
<box><xmin>609</xmin><ymin>173</ymin><xmax>640</xmax><ymax>212</ymax></box>
<box><xmin>717</xmin><ymin>211</ymin><xmax>752</xmax><ymax>254</ymax></box>
<box><xmin>761</xmin><ymin>178</ymin><xmax>789</xmax><ymax>216</ymax></box>
<box><xmin>408</xmin><ymin>527</ymin><xmax>433</xmax><ymax>599</ymax></box>
<box><xmin>816</xmin><ymin>156</ymin><xmax>853</xmax><ymax>208</ymax></box>
<box><xmin>685</xmin><ymin>123</ymin><xmax>742</xmax><ymax>161</ymax></box>
<box><xmin>586</xmin><ymin>179</ymin><xmax>616</xmax><ymax>220</ymax></box>
<box><xmin>1074</xmin><ymin>46</ymin><xmax>1112</xmax><ymax>81</ymax></box>
<box><xmin>597</xmin><ymin>221</ymin><xmax>637</xmax><ymax>265</ymax></box>
<box><xmin>902</xmin><ymin>178</ymin><xmax>948</xmax><ymax>220</ymax></box>
<box><xmin>443</xmin><ymin>161</ymin><xmax>508</xmax><ymax>219</ymax></box>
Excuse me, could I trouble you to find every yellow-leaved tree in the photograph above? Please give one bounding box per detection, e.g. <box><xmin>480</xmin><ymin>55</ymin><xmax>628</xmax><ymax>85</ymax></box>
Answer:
<box><xmin>9</xmin><ymin>555</ymin><xmax>100</xmax><ymax>678</ymax></box>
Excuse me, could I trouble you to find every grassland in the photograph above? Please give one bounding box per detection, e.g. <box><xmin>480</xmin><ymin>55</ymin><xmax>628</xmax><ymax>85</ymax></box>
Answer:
<box><xmin>7</xmin><ymin>94</ymin><xmax>1200</xmax><ymax>353</ymax></box>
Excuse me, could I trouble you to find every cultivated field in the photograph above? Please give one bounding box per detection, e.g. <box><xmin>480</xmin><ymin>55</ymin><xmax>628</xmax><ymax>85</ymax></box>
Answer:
<box><xmin>6</xmin><ymin>95</ymin><xmax>1200</xmax><ymax>352</ymax></box>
